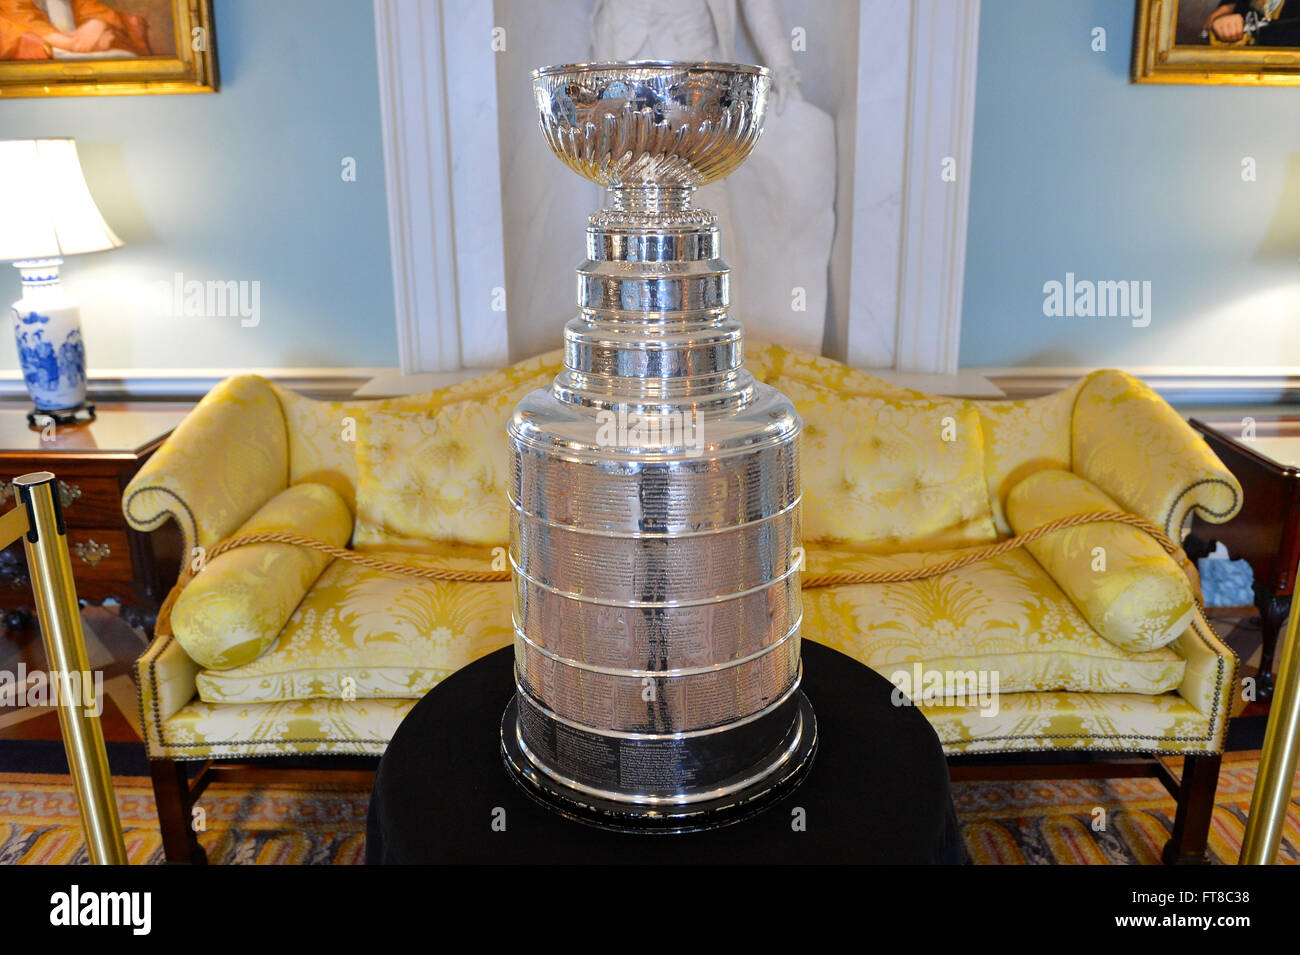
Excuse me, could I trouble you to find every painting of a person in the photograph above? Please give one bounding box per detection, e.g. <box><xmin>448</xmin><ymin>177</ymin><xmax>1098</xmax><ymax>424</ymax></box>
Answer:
<box><xmin>0</xmin><ymin>0</ymin><xmax>153</xmax><ymax>61</ymax></box>
<box><xmin>1202</xmin><ymin>0</ymin><xmax>1300</xmax><ymax>46</ymax></box>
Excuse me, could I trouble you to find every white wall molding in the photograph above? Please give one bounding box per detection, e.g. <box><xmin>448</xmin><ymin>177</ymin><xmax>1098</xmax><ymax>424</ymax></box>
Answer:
<box><xmin>0</xmin><ymin>368</ymin><xmax>395</xmax><ymax>402</ymax></box>
<box><xmin>892</xmin><ymin>0</ymin><xmax>981</xmax><ymax>375</ymax></box>
<box><xmin>844</xmin><ymin>0</ymin><xmax>910</xmax><ymax>368</ymax></box>
<box><xmin>353</xmin><ymin>366</ymin><xmax>496</xmax><ymax>397</ymax></box>
<box><xmin>373</xmin><ymin>0</ymin><xmax>507</xmax><ymax>374</ymax></box>
<box><xmin>845</xmin><ymin>0</ymin><xmax>980</xmax><ymax>373</ymax></box>
<box><xmin>974</xmin><ymin>366</ymin><xmax>1300</xmax><ymax>405</ymax></box>
<box><xmin>17</xmin><ymin>365</ymin><xmax>1296</xmax><ymax>405</ymax></box>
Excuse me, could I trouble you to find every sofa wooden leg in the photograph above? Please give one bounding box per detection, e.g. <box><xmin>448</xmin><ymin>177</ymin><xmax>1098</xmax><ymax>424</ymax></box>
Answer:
<box><xmin>150</xmin><ymin>758</ymin><xmax>207</xmax><ymax>865</ymax></box>
<box><xmin>1162</xmin><ymin>753</ymin><xmax>1221</xmax><ymax>865</ymax></box>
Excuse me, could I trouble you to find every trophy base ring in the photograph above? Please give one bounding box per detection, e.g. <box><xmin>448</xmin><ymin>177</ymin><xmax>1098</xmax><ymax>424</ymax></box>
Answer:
<box><xmin>499</xmin><ymin>691</ymin><xmax>818</xmax><ymax>835</ymax></box>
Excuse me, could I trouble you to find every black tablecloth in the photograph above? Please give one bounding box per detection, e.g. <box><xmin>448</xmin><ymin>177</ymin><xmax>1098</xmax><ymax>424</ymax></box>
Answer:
<box><xmin>367</xmin><ymin>640</ymin><xmax>963</xmax><ymax>863</ymax></box>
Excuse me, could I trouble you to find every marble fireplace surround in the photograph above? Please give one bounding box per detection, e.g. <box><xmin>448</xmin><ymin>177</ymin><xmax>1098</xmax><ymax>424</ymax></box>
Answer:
<box><xmin>370</xmin><ymin>0</ymin><xmax>981</xmax><ymax>391</ymax></box>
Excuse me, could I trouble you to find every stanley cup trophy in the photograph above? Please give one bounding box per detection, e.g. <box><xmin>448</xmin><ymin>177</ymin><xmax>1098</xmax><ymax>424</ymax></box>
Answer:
<box><xmin>500</xmin><ymin>60</ymin><xmax>817</xmax><ymax>832</ymax></box>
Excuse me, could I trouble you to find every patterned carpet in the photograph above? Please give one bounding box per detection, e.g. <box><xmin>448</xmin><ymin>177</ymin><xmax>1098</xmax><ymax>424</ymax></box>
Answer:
<box><xmin>0</xmin><ymin>752</ymin><xmax>1295</xmax><ymax>864</ymax></box>
<box><xmin>0</xmin><ymin>774</ymin><xmax>368</xmax><ymax>865</ymax></box>
<box><xmin>957</xmin><ymin>753</ymin><xmax>1299</xmax><ymax>865</ymax></box>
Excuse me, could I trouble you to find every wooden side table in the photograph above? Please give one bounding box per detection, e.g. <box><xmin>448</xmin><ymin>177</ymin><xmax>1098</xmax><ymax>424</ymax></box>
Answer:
<box><xmin>1188</xmin><ymin>415</ymin><xmax>1300</xmax><ymax>702</ymax></box>
<box><xmin>0</xmin><ymin>403</ymin><xmax>192</xmax><ymax>633</ymax></box>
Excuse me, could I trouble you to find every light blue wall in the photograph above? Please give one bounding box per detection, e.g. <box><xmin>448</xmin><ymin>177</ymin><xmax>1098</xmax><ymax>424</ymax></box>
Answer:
<box><xmin>961</xmin><ymin>0</ymin><xmax>1300</xmax><ymax>368</ymax></box>
<box><xmin>0</xmin><ymin>0</ymin><xmax>396</xmax><ymax>371</ymax></box>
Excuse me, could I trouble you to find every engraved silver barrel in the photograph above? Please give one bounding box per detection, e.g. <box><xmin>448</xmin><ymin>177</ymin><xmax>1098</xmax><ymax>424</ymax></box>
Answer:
<box><xmin>502</xmin><ymin>61</ymin><xmax>816</xmax><ymax>827</ymax></box>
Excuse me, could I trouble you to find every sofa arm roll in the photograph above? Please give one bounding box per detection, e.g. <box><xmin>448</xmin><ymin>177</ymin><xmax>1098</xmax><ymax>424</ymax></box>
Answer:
<box><xmin>170</xmin><ymin>482</ymin><xmax>353</xmax><ymax>670</ymax></box>
<box><xmin>134</xmin><ymin>630</ymin><xmax>201</xmax><ymax>729</ymax></box>
<box><xmin>1006</xmin><ymin>470</ymin><xmax>1195</xmax><ymax>653</ymax></box>
<box><xmin>1071</xmin><ymin>370</ymin><xmax>1242</xmax><ymax>537</ymax></box>
<box><xmin>123</xmin><ymin>374</ymin><xmax>290</xmax><ymax>558</ymax></box>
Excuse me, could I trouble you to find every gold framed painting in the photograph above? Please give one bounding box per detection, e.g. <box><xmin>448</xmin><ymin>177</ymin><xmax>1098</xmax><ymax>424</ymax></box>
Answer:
<box><xmin>1134</xmin><ymin>0</ymin><xmax>1300</xmax><ymax>84</ymax></box>
<box><xmin>0</xmin><ymin>0</ymin><xmax>215</xmax><ymax>98</ymax></box>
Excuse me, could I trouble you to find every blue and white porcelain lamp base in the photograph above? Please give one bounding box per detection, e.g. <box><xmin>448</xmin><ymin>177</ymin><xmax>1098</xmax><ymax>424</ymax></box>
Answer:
<box><xmin>10</xmin><ymin>259</ymin><xmax>94</xmax><ymax>427</ymax></box>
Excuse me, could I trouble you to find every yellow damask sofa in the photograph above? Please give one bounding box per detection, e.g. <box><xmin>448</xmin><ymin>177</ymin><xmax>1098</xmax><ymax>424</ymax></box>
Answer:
<box><xmin>123</xmin><ymin>344</ymin><xmax>1242</xmax><ymax>863</ymax></box>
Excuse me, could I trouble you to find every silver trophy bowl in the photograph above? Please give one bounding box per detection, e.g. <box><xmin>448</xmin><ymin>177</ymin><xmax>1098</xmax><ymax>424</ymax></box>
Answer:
<box><xmin>501</xmin><ymin>60</ymin><xmax>816</xmax><ymax>832</ymax></box>
<box><xmin>534</xmin><ymin>60</ymin><xmax>769</xmax><ymax>188</ymax></box>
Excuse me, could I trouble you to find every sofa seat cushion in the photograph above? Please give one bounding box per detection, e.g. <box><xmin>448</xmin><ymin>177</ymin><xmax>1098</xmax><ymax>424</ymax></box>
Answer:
<box><xmin>195</xmin><ymin>546</ymin><xmax>512</xmax><ymax>704</ymax></box>
<box><xmin>145</xmin><ymin>687</ymin><xmax>417</xmax><ymax>759</ymax></box>
<box><xmin>801</xmin><ymin>547</ymin><xmax>1186</xmax><ymax>696</ymax></box>
<box><xmin>776</xmin><ymin>377</ymin><xmax>999</xmax><ymax>552</ymax></box>
<box><xmin>195</xmin><ymin>540</ymin><xmax>1187</xmax><ymax>704</ymax></box>
<box><xmin>147</xmin><ymin>688</ymin><xmax>1217</xmax><ymax>760</ymax></box>
<box><xmin>905</xmin><ymin>686</ymin><xmax>1218</xmax><ymax>755</ymax></box>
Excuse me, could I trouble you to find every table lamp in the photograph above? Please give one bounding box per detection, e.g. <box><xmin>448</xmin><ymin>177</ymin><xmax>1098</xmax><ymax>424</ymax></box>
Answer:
<box><xmin>0</xmin><ymin>139</ymin><xmax>122</xmax><ymax>426</ymax></box>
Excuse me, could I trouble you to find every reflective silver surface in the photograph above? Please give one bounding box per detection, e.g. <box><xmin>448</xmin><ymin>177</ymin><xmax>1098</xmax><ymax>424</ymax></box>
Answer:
<box><xmin>502</xmin><ymin>61</ymin><xmax>815</xmax><ymax>828</ymax></box>
<box><xmin>533</xmin><ymin>60</ymin><xmax>770</xmax><ymax>193</ymax></box>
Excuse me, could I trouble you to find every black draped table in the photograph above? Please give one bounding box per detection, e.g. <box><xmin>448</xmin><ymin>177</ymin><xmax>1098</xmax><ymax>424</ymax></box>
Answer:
<box><xmin>366</xmin><ymin>640</ymin><xmax>963</xmax><ymax>864</ymax></box>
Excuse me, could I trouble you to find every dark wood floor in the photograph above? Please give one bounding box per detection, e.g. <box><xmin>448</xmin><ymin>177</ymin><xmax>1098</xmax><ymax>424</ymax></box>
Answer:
<box><xmin>0</xmin><ymin>605</ymin><xmax>147</xmax><ymax>744</ymax></box>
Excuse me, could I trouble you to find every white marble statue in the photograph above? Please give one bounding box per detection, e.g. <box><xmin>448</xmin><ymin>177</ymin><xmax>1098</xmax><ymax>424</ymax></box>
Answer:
<box><xmin>590</xmin><ymin>0</ymin><xmax>836</xmax><ymax>352</ymax></box>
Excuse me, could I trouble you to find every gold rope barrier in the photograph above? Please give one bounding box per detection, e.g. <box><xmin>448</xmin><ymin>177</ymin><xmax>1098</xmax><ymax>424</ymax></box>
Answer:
<box><xmin>2</xmin><ymin>472</ymin><xmax>127</xmax><ymax>865</ymax></box>
<box><xmin>800</xmin><ymin>510</ymin><xmax>1182</xmax><ymax>587</ymax></box>
<box><xmin>196</xmin><ymin>509</ymin><xmax>1182</xmax><ymax>586</ymax></box>
<box><xmin>154</xmin><ymin>510</ymin><xmax>1182</xmax><ymax>639</ymax></box>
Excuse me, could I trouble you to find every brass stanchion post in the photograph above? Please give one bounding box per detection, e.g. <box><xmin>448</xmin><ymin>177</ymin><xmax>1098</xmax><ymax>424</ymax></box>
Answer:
<box><xmin>13</xmin><ymin>471</ymin><xmax>127</xmax><ymax>865</ymax></box>
<box><xmin>1240</xmin><ymin>553</ymin><xmax>1300</xmax><ymax>864</ymax></box>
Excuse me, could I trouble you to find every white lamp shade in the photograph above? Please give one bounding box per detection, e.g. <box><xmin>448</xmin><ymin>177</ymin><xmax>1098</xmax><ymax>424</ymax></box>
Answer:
<box><xmin>0</xmin><ymin>138</ymin><xmax>123</xmax><ymax>262</ymax></box>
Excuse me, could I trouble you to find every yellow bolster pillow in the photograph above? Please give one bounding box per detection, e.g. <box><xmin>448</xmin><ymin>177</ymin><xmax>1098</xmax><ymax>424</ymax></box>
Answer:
<box><xmin>170</xmin><ymin>482</ymin><xmax>353</xmax><ymax>669</ymax></box>
<box><xmin>1005</xmin><ymin>470</ymin><xmax>1195</xmax><ymax>653</ymax></box>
